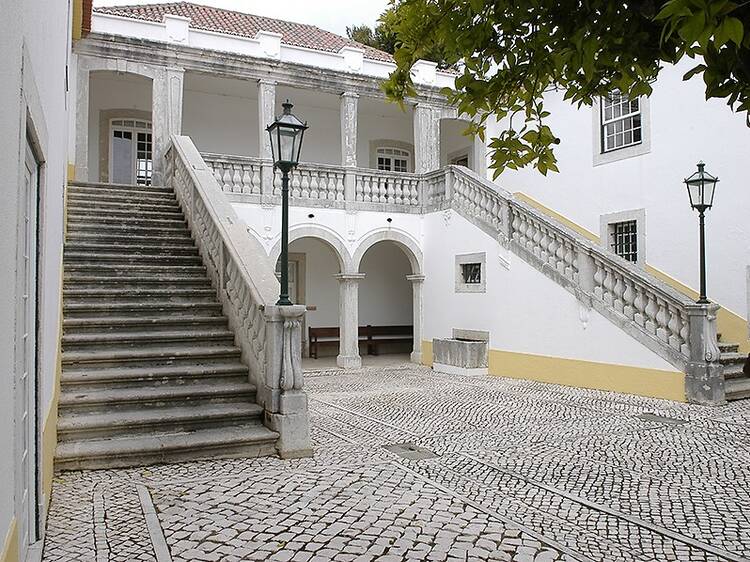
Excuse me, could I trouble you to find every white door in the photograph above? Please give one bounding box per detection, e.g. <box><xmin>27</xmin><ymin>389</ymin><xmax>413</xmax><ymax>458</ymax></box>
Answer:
<box><xmin>18</xmin><ymin>140</ymin><xmax>40</xmax><ymax>557</ymax></box>
<box><xmin>287</xmin><ymin>261</ymin><xmax>298</xmax><ymax>304</ymax></box>
<box><xmin>109</xmin><ymin>119</ymin><xmax>153</xmax><ymax>185</ymax></box>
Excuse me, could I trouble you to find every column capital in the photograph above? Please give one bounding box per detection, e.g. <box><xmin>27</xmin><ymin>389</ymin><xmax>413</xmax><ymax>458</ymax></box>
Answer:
<box><xmin>334</xmin><ymin>272</ymin><xmax>366</xmax><ymax>281</ymax></box>
<box><xmin>406</xmin><ymin>274</ymin><xmax>425</xmax><ymax>283</ymax></box>
<box><xmin>340</xmin><ymin>91</ymin><xmax>359</xmax><ymax>99</ymax></box>
<box><xmin>258</xmin><ymin>77</ymin><xmax>278</xmax><ymax>86</ymax></box>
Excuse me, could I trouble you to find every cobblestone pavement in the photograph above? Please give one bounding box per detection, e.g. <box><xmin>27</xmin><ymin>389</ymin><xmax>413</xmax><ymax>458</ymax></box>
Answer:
<box><xmin>43</xmin><ymin>364</ymin><xmax>750</xmax><ymax>561</ymax></box>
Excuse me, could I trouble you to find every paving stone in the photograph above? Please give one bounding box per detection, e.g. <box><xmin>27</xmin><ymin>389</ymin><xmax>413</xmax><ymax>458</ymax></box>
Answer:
<box><xmin>41</xmin><ymin>364</ymin><xmax>749</xmax><ymax>562</ymax></box>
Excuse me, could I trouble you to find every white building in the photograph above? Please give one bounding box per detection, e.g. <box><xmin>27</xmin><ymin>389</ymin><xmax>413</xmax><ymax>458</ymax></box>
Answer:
<box><xmin>1</xmin><ymin>2</ymin><xmax>748</xmax><ymax>559</ymax></box>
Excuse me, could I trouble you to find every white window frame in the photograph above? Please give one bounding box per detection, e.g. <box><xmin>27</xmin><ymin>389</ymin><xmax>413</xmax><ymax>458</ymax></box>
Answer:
<box><xmin>455</xmin><ymin>252</ymin><xmax>486</xmax><ymax>293</ymax></box>
<box><xmin>376</xmin><ymin>146</ymin><xmax>411</xmax><ymax>173</ymax></box>
<box><xmin>599</xmin><ymin>209</ymin><xmax>647</xmax><ymax>267</ymax></box>
<box><xmin>592</xmin><ymin>94</ymin><xmax>651</xmax><ymax>166</ymax></box>
<box><xmin>108</xmin><ymin>118</ymin><xmax>153</xmax><ymax>185</ymax></box>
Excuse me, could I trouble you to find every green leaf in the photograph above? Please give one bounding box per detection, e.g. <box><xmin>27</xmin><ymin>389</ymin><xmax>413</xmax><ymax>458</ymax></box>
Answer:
<box><xmin>723</xmin><ymin>17</ymin><xmax>744</xmax><ymax>46</ymax></box>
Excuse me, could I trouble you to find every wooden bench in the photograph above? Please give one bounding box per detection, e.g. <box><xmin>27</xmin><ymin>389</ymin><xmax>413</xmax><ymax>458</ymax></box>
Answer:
<box><xmin>308</xmin><ymin>325</ymin><xmax>413</xmax><ymax>359</ymax></box>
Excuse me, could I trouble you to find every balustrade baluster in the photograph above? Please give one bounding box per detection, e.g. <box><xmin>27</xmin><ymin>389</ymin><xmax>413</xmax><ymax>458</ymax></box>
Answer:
<box><xmin>644</xmin><ymin>295</ymin><xmax>659</xmax><ymax>335</ymax></box>
<box><xmin>251</xmin><ymin>166</ymin><xmax>261</xmax><ymax>194</ymax></box>
<box><xmin>231</xmin><ymin>165</ymin><xmax>242</xmax><ymax>193</ymax></box>
<box><xmin>309</xmin><ymin>170</ymin><xmax>319</xmax><ymax>199</ymax></box>
<box><xmin>622</xmin><ymin>279</ymin><xmax>635</xmax><ymax>319</ymax></box>
<box><xmin>656</xmin><ymin>300</ymin><xmax>669</xmax><ymax>342</ymax></box>
<box><xmin>613</xmin><ymin>274</ymin><xmax>625</xmax><ymax>313</ymax></box>
<box><xmin>602</xmin><ymin>267</ymin><xmax>615</xmax><ymax>306</ymax></box>
<box><xmin>667</xmin><ymin>305</ymin><xmax>682</xmax><ymax>350</ymax></box>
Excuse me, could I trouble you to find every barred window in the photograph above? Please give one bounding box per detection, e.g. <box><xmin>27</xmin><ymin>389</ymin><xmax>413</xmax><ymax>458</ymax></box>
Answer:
<box><xmin>461</xmin><ymin>263</ymin><xmax>482</xmax><ymax>284</ymax></box>
<box><xmin>610</xmin><ymin>220</ymin><xmax>638</xmax><ymax>262</ymax></box>
<box><xmin>601</xmin><ymin>94</ymin><xmax>642</xmax><ymax>153</ymax></box>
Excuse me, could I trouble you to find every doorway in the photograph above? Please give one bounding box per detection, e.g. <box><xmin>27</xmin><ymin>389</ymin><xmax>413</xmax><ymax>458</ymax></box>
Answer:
<box><xmin>18</xmin><ymin>138</ymin><xmax>41</xmax><ymax>558</ymax></box>
<box><xmin>109</xmin><ymin>118</ymin><xmax>153</xmax><ymax>185</ymax></box>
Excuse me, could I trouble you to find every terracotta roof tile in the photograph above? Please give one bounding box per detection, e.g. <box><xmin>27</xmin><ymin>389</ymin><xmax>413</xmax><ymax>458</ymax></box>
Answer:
<box><xmin>94</xmin><ymin>2</ymin><xmax>394</xmax><ymax>63</ymax></box>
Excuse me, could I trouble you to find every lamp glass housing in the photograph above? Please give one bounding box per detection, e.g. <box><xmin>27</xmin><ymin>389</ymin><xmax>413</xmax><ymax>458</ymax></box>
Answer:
<box><xmin>266</xmin><ymin>100</ymin><xmax>307</xmax><ymax>168</ymax></box>
<box><xmin>684</xmin><ymin>162</ymin><xmax>718</xmax><ymax>211</ymax></box>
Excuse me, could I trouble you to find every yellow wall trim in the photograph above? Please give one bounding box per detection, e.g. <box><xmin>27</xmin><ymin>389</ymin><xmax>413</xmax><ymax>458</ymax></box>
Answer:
<box><xmin>0</xmin><ymin>518</ymin><xmax>18</xmax><ymax>562</ymax></box>
<box><xmin>66</xmin><ymin>163</ymin><xmax>75</xmax><ymax>183</ymax></box>
<box><xmin>71</xmin><ymin>0</ymin><xmax>84</xmax><ymax>41</ymax></box>
<box><xmin>422</xmin><ymin>341</ymin><xmax>686</xmax><ymax>402</ymax></box>
<box><xmin>515</xmin><ymin>191</ymin><xmax>749</xmax><ymax>353</ymax></box>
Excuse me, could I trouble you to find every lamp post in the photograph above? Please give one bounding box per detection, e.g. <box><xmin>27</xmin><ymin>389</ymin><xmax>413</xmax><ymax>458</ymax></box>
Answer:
<box><xmin>683</xmin><ymin>161</ymin><xmax>719</xmax><ymax>304</ymax></box>
<box><xmin>267</xmin><ymin>100</ymin><xmax>308</xmax><ymax>306</ymax></box>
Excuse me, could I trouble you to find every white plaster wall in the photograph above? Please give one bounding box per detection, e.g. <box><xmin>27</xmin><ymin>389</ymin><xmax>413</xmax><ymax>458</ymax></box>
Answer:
<box><xmin>358</xmin><ymin>242</ymin><xmax>413</xmax><ymax>326</ymax></box>
<box><xmin>232</xmin><ymin>203</ymin><xmax>425</xmax><ymax>268</ymax></box>
<box><xmin>440</xmin><ymin>119</ymin><xmax>472</xmax><ymax>167</ymax></box>
<box><xmin>423</xmin><ymin>211</ymin><xmax>678</xmax><ymax>371</ymax></box>
<box><xmin>183</xmin><ymin>77</ymin><xmax>259</xmax><ymax>157</ymax></box>
<box><xmin>357</xmin><ymin>100</ymin><xmax>415</xmax><ymax>169</ymax></box>
<box><xmin>0</xmin><ymin>0</ymin><xmax>70</xmax><ymax>548</ymax></box>
<box><xmin>487</xmin><ymin>59</ymin><xmax>750</xmax><ymax>318</ymax></box>
<box><xmin>88</xmin><ymin>72</ymin><xmax>152</xmax><ymax>180</ymax></box>
<box><xmin>288</xmin><ymin>237</ymin><xmax>340</xmax><ymax>328</ymax></box>
<box><xmin>0</xmin><ymin>0</ymin><xmax>24</xmax><ymax>542</ymax></box>
<box><xmin>277</xmin><ymin>88</ymin><xmax>341</xmax><ymax>166</ymax></box>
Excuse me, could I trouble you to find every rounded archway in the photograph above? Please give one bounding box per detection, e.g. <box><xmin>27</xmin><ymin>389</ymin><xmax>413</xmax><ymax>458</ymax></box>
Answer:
<box><xmin>273</xmin><ymin>235</ymin><xmax>344</xmax><ymax>363</ymax></box>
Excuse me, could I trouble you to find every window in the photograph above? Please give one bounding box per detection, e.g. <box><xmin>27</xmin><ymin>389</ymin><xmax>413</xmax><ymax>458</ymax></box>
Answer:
<box><xmin>610</xmin><ymin>220</ymin><xmax>638</xmax><ymax>262</ymax></box>
<box><xmin>451</xmin><ymin>154</ymin><xmax>469</xmax><ymax>167</ymax></box>
<box><xmin>455</xmin><ymin>252</ymin><xmax>486</xmax><ymax>293</ymax></box>
<box><xmin>109</xmin><ymin>119</ymin><xmax>152</xmax><ymax>185</ymax></box>
<box><xmin>461</xmin><ymin>263</ymin><xmax>482</xmax><ymax>284</ymax></box>
<box><xmin>601</xmin><ymin>93</ymin><xmax>642</xmax><ymax>153</ymax></box>
<box><xmin>377</xmin><ymin>147</ymin><xmax>410</xmax><ymax>173</ymax></box>
<box><xmin>600</xmin><ymin>209</ymin><xmax>646</xmax><ymax>266</ymax></box>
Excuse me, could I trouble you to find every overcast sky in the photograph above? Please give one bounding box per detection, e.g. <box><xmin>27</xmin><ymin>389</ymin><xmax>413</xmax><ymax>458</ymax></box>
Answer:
<box><xmin>92</xmin><ymin>0</ymin><xmax>391</xmax><ymax>37</ymax></box>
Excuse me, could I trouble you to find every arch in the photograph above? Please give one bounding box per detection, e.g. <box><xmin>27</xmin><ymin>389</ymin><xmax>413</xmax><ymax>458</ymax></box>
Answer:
<box><xmin>81</xmin><ymin>55</ymin><xmax>158</xmax><ymax>80</ymax></box>
<box><xmin>352</xmin><ymin>228</ymin><xmax>423</xmax><ymax>275</ymax></box>
<box><xmin>269</xmin><ymin>224</ymin><xmax>353</xmax><ymax>273</ymax></box>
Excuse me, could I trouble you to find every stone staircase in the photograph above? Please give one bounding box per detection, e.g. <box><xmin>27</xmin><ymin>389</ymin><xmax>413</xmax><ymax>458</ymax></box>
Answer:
<box><xmin>57</xmin><ymin>181</ymin><xmax>279</xmax><ymax>470</ymax></box>
<box><xmin>719</xmin><ymin>338</ymin><xmax>749</xmax><ymax>401</ymax></box>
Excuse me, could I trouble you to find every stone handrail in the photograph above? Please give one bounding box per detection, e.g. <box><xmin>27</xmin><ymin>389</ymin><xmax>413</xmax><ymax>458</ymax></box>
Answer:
<box><xmin>167</xmin><ymin>137</ymin><xmax>312</xmax><ymax>456</ymax></box>
<box><xmin>198</xmin><ymin>150</ymin><xmax>722</xmax><ymax>403</ymax></box>
<box><xmin>444</xmin><ymin>165</ymin><xmax>722</xmax><ymax>404</ymax></box>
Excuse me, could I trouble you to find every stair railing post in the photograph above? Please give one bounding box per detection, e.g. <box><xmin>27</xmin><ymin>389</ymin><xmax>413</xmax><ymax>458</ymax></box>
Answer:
<box><xmin>685</xmin><ymin>303</ymin><xmax>725</xmax><ymax>405</ymax></box>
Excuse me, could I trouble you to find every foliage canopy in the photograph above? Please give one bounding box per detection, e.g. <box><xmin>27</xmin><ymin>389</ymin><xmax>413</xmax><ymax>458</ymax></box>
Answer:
<box><xmin>382</xmin><ymin>0</ymin><xmax>750</xmax><ymax>177</ymax></box>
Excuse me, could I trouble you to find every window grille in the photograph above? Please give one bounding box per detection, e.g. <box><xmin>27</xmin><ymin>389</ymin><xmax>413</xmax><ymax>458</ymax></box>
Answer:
<box><xmin>610</xmin><ymin>220</ymin><xmax>638</xmax><ymax>262</ymax></box>
<box><xmin>461</xmin><ymin>263</ymin><xmax>482</xmax><ymax>284</ymax></box>
<box><xmin>601</xmin><ymin>94</ymin><xmax>642</xmax><ymax>152</ymax></box>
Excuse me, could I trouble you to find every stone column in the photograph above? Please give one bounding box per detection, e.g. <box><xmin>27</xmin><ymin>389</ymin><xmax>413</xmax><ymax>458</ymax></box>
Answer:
<box><xmin>407</xmin><ymin>274</ymin><xmax>425</xmax><ymax>364</ymax></box>
<box><xmin>152</xmin><ymin>66</ymin><xmax>184</xmax><ymax>185</ymax></box>
<box><xmin>74</xmin><ymin>60</ymin><xmax>90</xmax><ymax>181</ymax></box>
<box><xmin>340</xmin><ymin>92</ymin><xmax>358</xmax><ymax>203</ymax></box>
<box><xmin>335</xmin><ymin>273</ymin><xmax>365</xmax><ymax>369</ymax></box>
<box><xmin>258</xmin><ymin>79</ymin><xmax>277</xmax><ymax>199</ymax></box>
<box><xmin>685</xmin><ymin>303</ymin><xmax>725</xmax><ymax>405</ymax></box>
<box><xmin>413</xmin><ymin>103</ymin><xmax>441</xmax><ymax>173</ymax></box>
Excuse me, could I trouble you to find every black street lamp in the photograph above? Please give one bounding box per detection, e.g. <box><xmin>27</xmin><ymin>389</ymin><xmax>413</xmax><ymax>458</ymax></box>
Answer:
<box><xmin>267</xmin><ymin>100</ymin><xmax>308</xmax><ymax>306</ymax></box>
<box><xmin>683</xmin><ymin>161</ymin><xmax>719</xmax><ymax>304</ymax></box>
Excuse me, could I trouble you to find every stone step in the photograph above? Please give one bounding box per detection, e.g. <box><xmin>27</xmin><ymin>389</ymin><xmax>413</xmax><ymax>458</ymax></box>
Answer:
<box><xmin>64</xmin><ymin>253</ymin><xmax>203</xmax><ymax>266</ymax></box>
<box><xmin>63</xmin><ymin>302</ymin><xmax>224</xmax><ymax>321</ymax></box>
<box><xmin>63</xmin><ymin>314</ymin><xmax>228</xmax><ymax>335</ymax></box>
<box><xmin>67</xmin><ymin>214</ymin><xmax>187</xmax><ymax>228</ymax></box>
<box><xmin>723</xmin><ymin>363</ymin><xmax>745</xmax><ymax>380</ymax></box>
<box><xmin>719</xmin><ymin>342</ymin><xmax>740</xmax><ymax>354</ymax></box>
<box><xmin>68</xmin><ymin>186</ymin><xmax>177</xmax><ymax>203</ymax></box>
<box><xmin>54</xmin><ymin>423</ymin><xmax>278</xmax><ymax>470</ymax></box>
<box><xmin>67</xmin><ymin>205</ymin><xmax>184</xmax><ymax>220</ymax></box>
<box><xmin>58</xmin><ymin>380</ymin><xmax>255</xmax><ymax>412</ymax></box>
<box><xmin>67</xmin><ymin>198</ymin><xmax>181</xmax><ymax>213</ymax></box>
<box><xmin>66</xmin><ymin>232</ymin><xmax>193</xmax><ymax>245</ymax></box>
<box><xmin>64</xmin><ymin>263</ymin><xmax>206</xmax><ymax>275</ymax></box>
<box><xmin>726</xmin><ymin>377</ymin><xmax>750</xmax><ymax>401</ymax></box>
<box><xmin>61</xmin><ymin>344</ymin><xmax>242</xmax><ymax>368</ymax></box>
<box><xmin>61</xmin><ymin>362</ymin><xmax>248</xmax><ymax>388</ymax></box>
<box><xmin>66</xmin><ymin>222</ymin><xmax>190</xmax><ymax>236</ymax></box>
<box><xmin>57</xmin><ymin>402</ymin><xmax>263</xmax><ymax>440</ymax></box>
<box><xmin>63</xmin><ymin>286</ymin><xmax>215</xmax><ymax>300</ymax></box>
<box><xmin>70</xmin><ymin>181</ymin><xmax>170</xmax><ymax>194</ymax></box>
<box><xmin>63</xmin><ymin>273</ymin><xmax>209</xmax><ymax>286</ymax></box>
<box><xmin>719</xmin><ymin>352</ymin><xmax>746</xmax><ymax>366</ymax></box>
<box><xmin>65</xmin><ymin>242</ymin><xmax>198</xmax><ymax>255</ymax></box>
<box><xmin>62</xmin><ymin>328</ymin><xmax>236</xmax><ymax>350</ymax></box>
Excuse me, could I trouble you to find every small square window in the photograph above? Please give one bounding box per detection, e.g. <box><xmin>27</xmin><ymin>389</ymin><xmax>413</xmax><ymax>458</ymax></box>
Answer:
<box><xmin>455</xmin><ymin>252</ymin><xmax>486</xmax><ymax>293</ymax></box>
<box><xmin>461</xmin><ymin>263</ymin><xmax>482</xmax><ymax>284</ymax></box>
<box><xmin>610</xmin><ymin>220</ymin><xmax>638</xmax><ymax>262</ymax></box>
